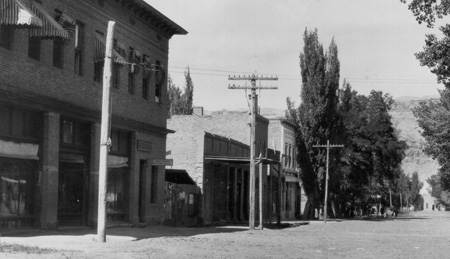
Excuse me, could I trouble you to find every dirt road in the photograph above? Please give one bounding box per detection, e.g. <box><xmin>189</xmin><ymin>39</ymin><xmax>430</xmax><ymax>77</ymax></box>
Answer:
<box><xmin>1</xmin><ymin>210</ymin><xmax>449</xmax><ymax>258</ymax></box>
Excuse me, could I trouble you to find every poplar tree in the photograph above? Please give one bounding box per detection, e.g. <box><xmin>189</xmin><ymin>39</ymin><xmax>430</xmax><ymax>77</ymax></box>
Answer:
<box><xmin>295</xmin><ymin>29</ymin><xmax>341</xmax><ymax>218</ymax></box>
<box><xmin>183</xmin><ymin>67</ymin><xmax>194</xmax><ymax>115</ymax></box>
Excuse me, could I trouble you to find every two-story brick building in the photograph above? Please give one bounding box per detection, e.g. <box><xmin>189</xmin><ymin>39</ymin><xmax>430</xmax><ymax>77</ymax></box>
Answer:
<box><xmin>0</xmin><ymin>0</ymin><xmax>186</xmax><ymax>229</ymax></box>
<box><xmin>267</xmin><ymin>116</ymin><xmax>304</xmax><ymax>220</ymax></box>
<box><xmin>167</xmin><ymin>108</ymin><xmax>281</xmax><ymax>225</ymax></box>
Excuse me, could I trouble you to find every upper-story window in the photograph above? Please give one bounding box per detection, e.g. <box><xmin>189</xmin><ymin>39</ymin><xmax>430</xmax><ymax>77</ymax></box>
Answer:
<box><xmin>28</xmin><ymin>37</ymin><xmax>41</xmax><ymax>61</ymax></box>
<box><xmin>142</xmin><ymin>54</ymin><xmax>150</xmax><ymax>99</ymax></box>
<box><xmin>0</xmin><ymin>106</ymin><xmax>41</xmax><ymax>140</ymax></box>
<box><xmin>110</xmin><ymin>128</ymin><xmax>129</xmax><ymax>156</ymax></box>
<box><xmin>53</xmin><ymin>38</ymin><xmax>64</xmax><ymax>68</ymax></box>
<box><xmin>112</xmin><ymin>62</ymin><xmax>121</xmax><ymax>88</ymax></box>
<box><xmin>0</xmin><ymin>25</ymin><xmax>13</xmax><ymax>50</ymax></box>
<box><xmin>61</xmin><ymin>119</ymin><xmax>89</xmax><ymax>147</ymax></box>
<box><xmin>284</xmin><ymin>143</ymin><xmax>288</xmax><ymax>167</ymax></box>
<box><xmin>128</xmin><ymin>47</ymin><xmax>136</xmax><ymax>94</ymax></box>
<box><xmin>74</xmin><ymin>22</ymin><xmax>84</xmax><ymax>76</ymax></box>
<box><xmin>155</xmin><ymin>61</ymin><xmax>162</xmax><ymax>103</ymax></box>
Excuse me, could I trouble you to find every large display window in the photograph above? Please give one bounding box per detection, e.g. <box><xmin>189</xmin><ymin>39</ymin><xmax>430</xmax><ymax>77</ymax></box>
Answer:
<box><xmin>0</xmin><ymin>159</ymin><xmax>37</xmax><ymax>219</ymax></box>
<box><xmin>107</xmin><ymin>168</ymin><xmax>126</xmax><ymax>218</ymax></box>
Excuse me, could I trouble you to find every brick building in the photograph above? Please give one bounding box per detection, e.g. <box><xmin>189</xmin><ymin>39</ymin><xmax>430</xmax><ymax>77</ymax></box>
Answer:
<box><xmin>0</xmin><ymin>0</ymin><xmax>186</xmax><ymax>229</ymax></box>
<box><xmin>167</xmin><ymin>109</ymin><xmax>281</xmax><ymax>225</ymax></box>
<box><xmin>267</xmin><ymin>117</ymin><xmax>304</xmax><ymax>220</ymax></box>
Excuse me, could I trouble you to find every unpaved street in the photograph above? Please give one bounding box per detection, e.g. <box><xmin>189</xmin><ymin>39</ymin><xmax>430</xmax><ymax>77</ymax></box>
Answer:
<box><xmin>1</xmin><ymin>210</ymin><xmax>449</xmax><ymax>259</ymax></box>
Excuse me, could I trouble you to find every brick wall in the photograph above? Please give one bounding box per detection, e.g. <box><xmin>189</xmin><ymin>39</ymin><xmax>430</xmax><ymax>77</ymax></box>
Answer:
<box><xmin>40</xmin><ymin>112</ymin><xmax>60</xmax><ymax>229</ymax></box>
<box><xmin>0</xmin><ymin>0</ymin><xmax>173</xmax><ymax>128</ymax></box>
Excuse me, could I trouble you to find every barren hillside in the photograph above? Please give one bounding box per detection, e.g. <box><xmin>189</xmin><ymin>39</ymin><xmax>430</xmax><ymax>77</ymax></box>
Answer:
<box><xmin>390</xmin><ymin>96</ymin><xmax>440</xmax><ymax>194</ymax></box>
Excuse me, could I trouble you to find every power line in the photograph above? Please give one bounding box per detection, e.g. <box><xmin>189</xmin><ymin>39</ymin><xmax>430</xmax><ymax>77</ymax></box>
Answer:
<box><xmin>167</xmin><ymin>65</ymin><xmax>440</xmax><ymax>84</ymax></box>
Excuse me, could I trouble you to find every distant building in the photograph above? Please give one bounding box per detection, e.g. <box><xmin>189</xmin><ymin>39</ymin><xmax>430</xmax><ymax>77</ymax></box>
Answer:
<box><xmin>267</xmin><ymin>116</ymin><xmax>303</xmax><ymax>220</ymax></box>
<box><xmin>0</xmin><ymin>0</ymin><xmax>186</xmax><ymax>230</ymax></box>
<box><xmin>167</xmin><ymin>109</ymin><xmax>280</xmax><ymax>224</ymax></box>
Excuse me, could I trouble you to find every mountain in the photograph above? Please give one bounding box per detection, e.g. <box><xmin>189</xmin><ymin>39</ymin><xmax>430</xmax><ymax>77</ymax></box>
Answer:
<box><xmin>391</xmin><ymin>96</ymin><xmax>440</xmax><ymax>194</ymax></box>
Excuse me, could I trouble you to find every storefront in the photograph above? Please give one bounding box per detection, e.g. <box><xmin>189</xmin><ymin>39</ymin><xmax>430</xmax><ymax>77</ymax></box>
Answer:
<box><xmin>58</xmin><ymin>118</ymin><xmax>91</xmax><ymax>226</ymax></box>
<box><xmin>105</xmin><ymin>129</ymin><xmax>130</xmax><ymax>223</ymax></box>
<box><xmin>0</xmin><ymin>106</ymin><xmax>42</xmax><ymax>229</ymax></box>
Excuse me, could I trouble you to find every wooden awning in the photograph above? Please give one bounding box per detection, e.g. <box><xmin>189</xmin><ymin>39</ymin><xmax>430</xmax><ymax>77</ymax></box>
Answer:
<box><xmin>94</xmin><ymin>32</ymin><xmax>127</xmax><ymax>64</ymax></box>
<box><xmin>29</xmin><ymin>2</ymin><xmax>68</xmax><ymax>39</ymax></box>
<box><xmin>0</xmin><ymin>0</ymin><xmax>42</xmax><ymax>27</ymax></box>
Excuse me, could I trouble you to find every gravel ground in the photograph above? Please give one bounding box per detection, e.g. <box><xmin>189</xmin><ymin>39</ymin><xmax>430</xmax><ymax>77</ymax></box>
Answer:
<box><xmin>1</xmin><ymin>210</ymin><xmax>449</xmax><ymax>259</ymax></box>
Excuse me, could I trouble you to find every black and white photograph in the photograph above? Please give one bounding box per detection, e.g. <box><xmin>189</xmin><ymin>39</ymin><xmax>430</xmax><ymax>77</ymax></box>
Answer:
<box><xmin>0</xmin><ymin>0</ymin><xmax>449</xmax><ymax>258</ymax></box>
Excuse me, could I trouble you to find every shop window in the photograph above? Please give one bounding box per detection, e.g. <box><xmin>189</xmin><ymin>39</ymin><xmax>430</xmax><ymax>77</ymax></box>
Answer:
<box><xmin>150</xmin><ymin>166</ymin><xmax>158</xmax><ymax>203</ymax></box>
<box><xmin>0</xmin><ymin>159</ymin><xmax>38</xmax><ymax>219</ymax></box>
<box><xmin>110</xmin><ymin>129</ymin><xmax>129</xmax><ymax>156</ymax></box>
<box><xmin>0</xmin><ymin>106</ymin><xmax>41</xmax><ymax>140</ymax></box>
<box><xmin>28</xmin><ymin>37</ymin><xmax>41</xmax><ymax>61</ymax></box>
<box><xmin>74</xmin><ymin>22</ymin><xmax>84</xmax><ymax>76</ymax></box>
<box><xmin>53</xmin><ymin>38</ymin><xmax>64</xmax><ymax>68</ymax></box>
<box><xmin>61</xmin><ymin>119</ymin><xmax>89</xmax><ymax>147</ymax></box>
<box><xmin>107</xmin><ymin>168</ymin><xmax>125</xmax><ymax>219</ymax></box>
<box><xmin>0</xmin><ymin>25</ymin><xmax>13</xmax><ymax>50</ymax></box>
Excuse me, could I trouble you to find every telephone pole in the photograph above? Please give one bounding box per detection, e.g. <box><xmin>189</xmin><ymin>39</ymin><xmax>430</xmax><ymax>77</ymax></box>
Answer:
<box><xmin>97</xmin><ymin>21</ymin><xmax>115</xmax><ymax>242</ymax></box>
<box><xmin>228</xmin><ymin>74</ymin><xmax>277</xmax><ymax>230</ymax></box>
<box><xmin>313</xmin><ymin>140</ymin><xmax>343</xmax><ymax>223</ymax></box>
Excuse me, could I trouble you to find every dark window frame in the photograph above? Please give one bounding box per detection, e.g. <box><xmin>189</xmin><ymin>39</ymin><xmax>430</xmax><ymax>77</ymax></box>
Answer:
<box><xmin>74</xmin><ymin>22</ymin><xmax>84</xmax><ymax>76</ymax></box>
<box><xmin>28</xmin><ymin>36</ymin><xmax>41</xmax><ymax>61</ymax></box>
<box><xmin>0</xmin><ymin>25</ymin><xmax>13</xmax><ymax>50</ymax></box>
<box><xmin>53</xmin><ymin>37</ymin><xmax>64</xmax><ymax>68</ymax></box>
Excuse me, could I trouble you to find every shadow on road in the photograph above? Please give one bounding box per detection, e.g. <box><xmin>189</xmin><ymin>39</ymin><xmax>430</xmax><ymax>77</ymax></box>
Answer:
<box><xmin>1</xmin><ymin>224</ymin><xmax>253</xmax><ymax>241</ymax></box>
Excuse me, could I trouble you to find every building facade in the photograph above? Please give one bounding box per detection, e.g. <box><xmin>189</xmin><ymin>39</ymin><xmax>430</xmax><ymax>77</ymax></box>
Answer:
<box><xmin>0</xmin><ymin>0</ymin><xmax>186</xmax><ymax>229</ymax></box>
<box><xmin>167</xmin><ymin>110</ymin><xmax>277</xmax><ymax>225</ymax></box>
<box><xmin>267</xmin><ymin>117</ymin><xmax>304</xmax><ymax>220</ymax></box>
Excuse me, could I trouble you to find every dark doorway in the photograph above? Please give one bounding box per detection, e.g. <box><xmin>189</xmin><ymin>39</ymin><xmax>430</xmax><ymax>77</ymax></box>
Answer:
<box><xmin>138</xmin><ymin>160</ymin><xmax>147</xmax><ymax>223</ymax></box>
<box><xmin>58</xmin><ymin>162</ymin><xmax>86</xmax><ymax>226</ymax></box>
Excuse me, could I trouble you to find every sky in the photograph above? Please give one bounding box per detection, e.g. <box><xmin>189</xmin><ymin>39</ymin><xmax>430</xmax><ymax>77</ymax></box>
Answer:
<box><xmin>148</xmin><ymin>0</ymin><xmax>445</xmax><ymax>111</ymax></box>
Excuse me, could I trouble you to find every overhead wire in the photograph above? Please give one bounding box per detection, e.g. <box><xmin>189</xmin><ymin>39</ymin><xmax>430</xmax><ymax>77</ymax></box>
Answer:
<box><xmin>167</xmin><ymin>65</ymin><xmax>440</xmax><ymax>84</ymax></box>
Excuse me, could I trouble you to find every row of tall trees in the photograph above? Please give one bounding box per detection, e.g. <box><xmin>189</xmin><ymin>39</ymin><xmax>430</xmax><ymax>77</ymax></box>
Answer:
<box><xmin>168</xmin><ymin>67</ymin><xmax>194</xmax><ymax>117</ymax></box>
<box><xmin>400</xmin><ymin>0</ymin><xmax>450</xmax><ymax>206</ymax></box>
<box><xmin>287</xmin><ymin>29</ymin><xmax>411</xmax><ymax>218</ymax></box>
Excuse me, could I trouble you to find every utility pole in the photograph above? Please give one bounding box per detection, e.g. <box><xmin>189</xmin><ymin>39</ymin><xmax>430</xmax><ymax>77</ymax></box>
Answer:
<box><xmin>389</xmin><ymin>189</ymin><xmax>392</xmax><ymax>208</ymax></box>
<box><xmin>97</xmin><ymin>21</ymin><xmax>115</xmax><ymax>242</ymax></box>
<box><xmin>228</xmin><ymin>74</ymin><xmax>277</xmax><ymax>230</ymax></box>
<box><xmin>313</xmin><ymin>140</ymin><xmax>343</xmax><ymax>223</ymax></box>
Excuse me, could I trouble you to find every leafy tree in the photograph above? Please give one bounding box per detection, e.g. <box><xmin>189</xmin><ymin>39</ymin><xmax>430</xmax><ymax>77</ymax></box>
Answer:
<box><xmin>426</xmin><ymin>174</ymin><xmax>450</xmax><ymax>207</ymax></box>
<box><xmin>167</xmin><ymin>67</ymin><xmax>194</xmax><ymax>116</ymax></box>
<box><xmin>410</xmin><ymin>171</ymin><xmax>424</xmax><ymax>209</ymax></box>
<box><xmin>337</xmin><ymin>86</ymin><xmax>407</xmax><ymax>212</ymax></box>
<box><xmin>400</xmin><ymin>0</ymin><xmax>450</xmax><ymax>28</ymax></box>
<box><xmin>168</xmin><ymin>76</ymin><xmax>184</xmax><ymax>117</ymax></box>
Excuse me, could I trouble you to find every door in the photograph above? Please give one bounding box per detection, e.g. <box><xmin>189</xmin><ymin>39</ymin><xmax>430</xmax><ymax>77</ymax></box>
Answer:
<box><xmin>58</xmin><ymin>162</ymin><xmax>86</xmax><ymax>226</ymax></box>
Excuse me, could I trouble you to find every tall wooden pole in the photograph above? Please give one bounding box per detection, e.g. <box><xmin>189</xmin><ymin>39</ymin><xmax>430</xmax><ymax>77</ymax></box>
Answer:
<box><xmin>97</xmin><ymin>21</ymin><xmax>115</xmax><ymax>243</ymax></box>
<box><xmin>313</xmin><ymin>141</ymin><xmax>343</xmax><ymax>223</ymax></box>
<box><xmin>249</xmin><ymin>88</ymin><xmax>256</xmax><ymax>229</ymax></box>
<box><xmin>324</xmin><ymin>140</ymin><xmax>330</xmax><ymax>223</ymax></box>
<box><xmin>389</xmin><ymin>189</ymin><xmax>392</xmax><ymax>208</ymax></box>
<box><xmin>228</xmin><ymin>74</ymin><xmax>277</xmax><ymax>230</ymax></box>
<box><xmin>259</xmin><ymin>162</ymin><xmax>263</xmax><ymax>229</ymax></box>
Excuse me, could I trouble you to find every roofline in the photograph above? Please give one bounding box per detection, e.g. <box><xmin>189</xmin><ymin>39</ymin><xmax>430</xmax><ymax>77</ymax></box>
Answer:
<box><xmin>116</xmin><ymin>0</ymin><xmax>188</xmax><ymax>36</ymax></box>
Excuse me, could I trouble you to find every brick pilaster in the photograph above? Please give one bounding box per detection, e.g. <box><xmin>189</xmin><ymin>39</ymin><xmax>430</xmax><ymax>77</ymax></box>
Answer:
<box><xmin>40</xmin><ymin>112</ymin><xmax>60</xmax><ymax>229</ymax></box>
<box><xmin>88</xmin><ymin>123</ymin><xmax>101</xmax><ymax>225</ymax></box>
